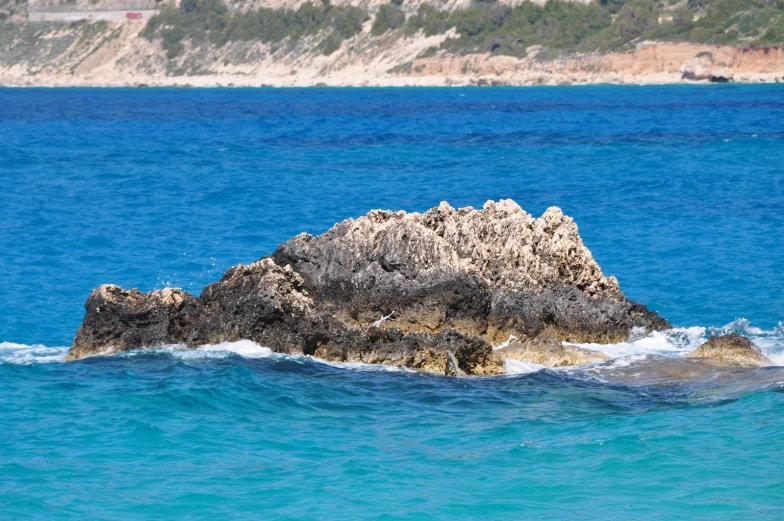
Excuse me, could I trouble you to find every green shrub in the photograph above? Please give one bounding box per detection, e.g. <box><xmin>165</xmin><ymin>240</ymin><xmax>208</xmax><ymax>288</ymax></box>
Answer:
<box><xmin>443</xmin><ymin>0</ymin><xmax>613</xmax><ymax>54</ymax></box>
<box><xmin>761</xmin><ymin>15</ymin><xmax>784</xmax><ymax>43</ymax></box>
<box><xmin>328</xmin><ymin>6</ymin><xmax>368</xmax><ymax>39</ymax></box>
<box><xmin>144</xmin><ymin>0</ymin><xmax>367</xmax><ymax>60</ymax></box>
<box><xmin>166</xmin><ymin>41</ymin><xmax>184</xmax><ymax>59</ymax></box>
<box><xmin>319</xmin><ymin>31</ymin><xmax>342</xmax><ymax>54</ymax></box>
<box><xmin>673</xmin><ymin>6</ymin><xmax>695</xmax><ymax>31</ymax></box>
<box><xmin>610</xmin><ymin>1</ymin><xmax>658</xmax><ymax>40</ymax></box>
<box><xmin>372</xmin><ymin>4</ymin><xmax>406</xmax><ymax>35</ymax></box>
<box><xmin>180</xmin><ymin>0</ymin><xmax>227</xmax><ymax>17</ymax></box>
<box><xmin>141</xmin><ymin>0</ymin><xmax>784</xmax><ymax>62</ymax></box>
<box><xmin>405</xmin><ymin>4</ymin><xmax>452</xmax><ymax>36</ymax></box>
<box><xmin>599</xmin><ymin>0</ymin><xmax>629</xmax><ymax>14</ymax></box>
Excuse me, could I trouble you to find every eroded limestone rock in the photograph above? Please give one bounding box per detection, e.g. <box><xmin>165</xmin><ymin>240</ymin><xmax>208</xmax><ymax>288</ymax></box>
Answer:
<box><xmin>685</xmin><ymin>334</ymin><xmax>772</xmax><ymax>367</ymax></box>
<box><xmin>680</xmin><ymin>52</ymin><xmax>733</xmax><ymax>83</ymax></box>
<box><xmin>67</xmin><ymin>200</ymin><xmax>669</xmax><ymax>374</ymax></box>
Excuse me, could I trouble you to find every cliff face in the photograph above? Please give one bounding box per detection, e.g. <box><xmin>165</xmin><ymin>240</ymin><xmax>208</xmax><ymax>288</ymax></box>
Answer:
<box><xmin>67</xmin><ymin>200</ymin><xmax>669</xmax><ymax>374</ymax></box>
<box><xmin>406</xmin><ymin>42</ymin><xmax>784</xmax><ymax>85</ymax></box>
<box><xmin>1</xmin><ymin>16</ymin><xmax>783</xmax><ymax>87</ymax></box>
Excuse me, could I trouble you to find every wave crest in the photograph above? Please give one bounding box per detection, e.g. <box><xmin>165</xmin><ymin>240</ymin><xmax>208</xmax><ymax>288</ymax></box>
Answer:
<box><xmin>3</xmin><ymin>319</ymin><xmax>783</xmax><ymax>371</ymax></box>
<box><xmin>0</xmin><ymin>342</ymin><xmax>69</xmax><ymax>365</ymax></box>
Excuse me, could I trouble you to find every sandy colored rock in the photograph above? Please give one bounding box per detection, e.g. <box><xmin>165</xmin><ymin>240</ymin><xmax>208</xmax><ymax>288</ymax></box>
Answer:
<box><xmin>680</xmin><ymin>52</ymin><xmax>716</xmax><ymax>81</ymax></box>
<box><xmin>495</xmin><ymin>328</ymin><xmax>609</xmax><ymax>368</ymax></box>
<box><xmin>419</xmin><ymin>201</ymin><xmax>621</xmax><ymax>297</ymax></box>
<box><xmin>685</xmin><ymin>334</ymin><xmax>772</xmax><ymax>367</ymax></box>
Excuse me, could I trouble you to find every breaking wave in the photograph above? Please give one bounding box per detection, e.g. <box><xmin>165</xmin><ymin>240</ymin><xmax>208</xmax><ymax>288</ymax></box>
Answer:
<box><xmin>3</xmin><ymin>319</ymin><xmax>783</xmax><ymax>376</ymax></box>
<box><xmin>0</xmin><ymin>342</ymin><xmax>69</xmax><ymax>365</ymax></box>
<box><xmin>0</xmin><ymin>339</ymin><xmax>411</xmax><ymax>375</ymax></box>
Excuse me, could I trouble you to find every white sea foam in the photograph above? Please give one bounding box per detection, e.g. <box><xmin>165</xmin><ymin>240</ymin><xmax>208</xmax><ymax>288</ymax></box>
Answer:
<box><xmin>567</xmin><ymin>326</ymin><xmax>707</xmax><ymax>359</ymax></box>
<box><xmin>106</xmin><ymin>340</ymin><xmax>275</xmax><ymax>361</ymax></box>
<box><xmin>501</xmin><ymin>318</ymin><xmax>784</xmax><ymax>376</ymax></box>
<box><xmin>716</xmin><ymin>317</ymin><xmax>766</xmax><ymax>336</ymax></box>
<box><xmin>493</xmin><ymin>334</ymin><xmax>519</xmax><ymax>351</ymax></box>
<box><xmin>311</xmin><ymin>357</ymin><xmax>411</xmax><ymax>372</ymax></box>
<box><xmin>766</xmin><ymin>352</ymin><xmax>784</xmax><ymax>366</ymax></box>
<box><xmin>0</xmin><ymin>342</ymin><xmax>68</xmax><ymax>365</ymax></box>
<box><xmin>564</xmin><ymin>318</ymin><xmax>784</xmax><ymax>366</ymax></box>
<box><xmin>504</xmin><ymin>359</ymin><xmax>547</xmax><ymax>375</ymax></box>
<box><xmin>196</xmin><ymin>340</ymin><xmax>273</xmax><ymax>358</ymax></box>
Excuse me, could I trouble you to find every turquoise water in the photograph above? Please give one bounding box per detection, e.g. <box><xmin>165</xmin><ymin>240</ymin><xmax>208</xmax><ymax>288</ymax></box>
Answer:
<box><xmin>1</xmin><ymin>86</ymin><xmax>783</xmax><ymax>519</ymax></box>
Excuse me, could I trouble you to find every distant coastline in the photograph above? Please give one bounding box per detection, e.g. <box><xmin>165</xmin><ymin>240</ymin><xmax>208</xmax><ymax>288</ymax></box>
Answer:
<box><xmin>3</xmin><ymin>0</ymin><xmax>784</xmax><ymax>88</ymax></box>
<box><xmin>1</xmin><ymin>34</ymin><xmax>783</xmax><ymax>88</ymax></box>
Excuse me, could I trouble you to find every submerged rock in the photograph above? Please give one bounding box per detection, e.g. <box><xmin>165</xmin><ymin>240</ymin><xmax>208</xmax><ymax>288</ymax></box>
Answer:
<box><xmin>685</xmin><ymin>334</ymin><xmax>772</xmax><ymax>367</ymax></box>
<box><xmin>495</xmin><ymin>328</ymin><xmax>609</xmax><ymax>368</ymax></box>
<box><xmin>67</xmin><ymin>200</ymin><xmax>669</xmax><ymax>374</ymax></box>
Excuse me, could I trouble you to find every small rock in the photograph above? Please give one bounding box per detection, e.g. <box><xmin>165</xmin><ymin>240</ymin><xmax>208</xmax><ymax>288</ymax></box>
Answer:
<box><xmin>685</xmin><ymin>334</ymin><xmax>772</xmax><ymax>367</ymax></box>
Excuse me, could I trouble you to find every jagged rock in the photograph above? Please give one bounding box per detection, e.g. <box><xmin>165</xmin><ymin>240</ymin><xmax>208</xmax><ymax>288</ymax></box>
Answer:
<box><xmin>66</xmin><ymin>259</ymin><xmax>314</xmax><ymax>361</ymax></box>
<box><xmin>685</xmin><ymin>334</ymin><xmax>772</xmax><ymax>367</ymax></box>
<box><xmin>495</xmin><ymin>328</ymin><xmax>609</xmax><ymax>368</ymax></box>
<box><xmin>66</xmin><ymin>285</ymin><xmax>192</xmax><ymax>362</ymax></box>
<box><xmin>67</xmin><ymin>200</ymin><xmax>669</xmax><ymax>374</ymax></box>
<box><xmin>272</xmin><ymin>201</ymin><xmax>665</xmax><ymax>342</ymax></box>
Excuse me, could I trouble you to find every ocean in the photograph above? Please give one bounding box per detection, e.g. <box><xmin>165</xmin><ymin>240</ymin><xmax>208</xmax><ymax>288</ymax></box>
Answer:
<box><xmin>1</xmin><ymin>86</ymin><xmax>783</xmax><ymax>519</ymax></box>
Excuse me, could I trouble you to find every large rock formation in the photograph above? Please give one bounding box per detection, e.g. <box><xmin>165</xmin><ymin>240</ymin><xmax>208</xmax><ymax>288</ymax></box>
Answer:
<box><xmin>67</xmin><ymin>200</ymin><xmax>670</xmax><ymax>373</ymax></box>
<box><xmin>685</xmin><ymin>334</ymin><xmax>772</xmax><ymax>367</ymax></box>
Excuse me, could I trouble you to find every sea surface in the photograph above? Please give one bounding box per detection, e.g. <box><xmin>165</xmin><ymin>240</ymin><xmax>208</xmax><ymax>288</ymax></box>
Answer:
<box><xmin>1</xmin><ymin>86</ymin><xmax>783</xmax><ymax>519</ymax></box>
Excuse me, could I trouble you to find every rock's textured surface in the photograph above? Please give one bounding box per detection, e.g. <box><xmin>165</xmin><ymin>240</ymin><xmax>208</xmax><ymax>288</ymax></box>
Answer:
<box><xmin>685</xmin><ymin>334</ymin><xmax>773</xmax><ymax>367</ymax></box>
<box><xmin>67</xmin><ymin>200</ymin><xmax>670</xmax><ymax>373</ymax></box>
<box><xmin>67</xmin><ymin>285</ymin><xmax>192</xmax><ymax>362</ymax></box>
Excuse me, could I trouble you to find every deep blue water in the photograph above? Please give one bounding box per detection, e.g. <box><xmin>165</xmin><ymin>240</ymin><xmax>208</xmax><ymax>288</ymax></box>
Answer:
<box><xmin>1</xmin><ymin>86</ymin><xmax>784</xmax><ymax>519</ymax></box>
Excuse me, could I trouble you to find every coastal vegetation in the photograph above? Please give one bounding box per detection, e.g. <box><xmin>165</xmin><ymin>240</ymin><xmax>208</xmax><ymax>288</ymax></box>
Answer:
<box><xmin>109</xmin><ymin>0</ymin><xmax>784</xmax><ymax>60</ymax></box>
<box><xmin>141</xmin><ymin>0</ymin><xmax>369</xmax><ymax>58</ymax></box>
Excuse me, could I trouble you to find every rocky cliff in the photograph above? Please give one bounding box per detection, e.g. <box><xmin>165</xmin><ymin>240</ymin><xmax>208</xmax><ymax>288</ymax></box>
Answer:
<box><xmin>67</xmin><ymin>200</ymin><xmax>670</xmax><ymax>374</ymax></box>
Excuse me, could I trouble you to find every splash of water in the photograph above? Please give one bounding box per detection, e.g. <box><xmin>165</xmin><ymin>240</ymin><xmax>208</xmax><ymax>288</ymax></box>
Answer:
<box><xmin>3</xmin><ymin>319</ymin><xmax>783</xmax><ymax>377</ymax></box>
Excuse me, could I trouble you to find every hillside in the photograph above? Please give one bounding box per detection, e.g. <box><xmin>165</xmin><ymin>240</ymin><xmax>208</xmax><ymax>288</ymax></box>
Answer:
<box><xmin>1</xmin><ymin>0</ymin><xmax>784</xmax><ymax>86</ymax></box>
